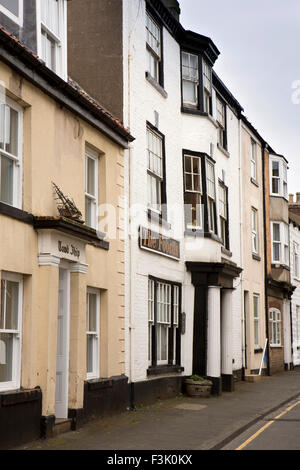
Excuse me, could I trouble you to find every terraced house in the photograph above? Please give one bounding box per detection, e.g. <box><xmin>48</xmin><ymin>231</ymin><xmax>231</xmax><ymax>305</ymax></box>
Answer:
<box><xmin>0</xmin><ymin>0</ymin><xmax>133</xmax><ymax>449</ymax></box>
<box><xmin>68</xmin><ymin>0</ymin><xmax>246</xmax><ymax>400</ymax></box>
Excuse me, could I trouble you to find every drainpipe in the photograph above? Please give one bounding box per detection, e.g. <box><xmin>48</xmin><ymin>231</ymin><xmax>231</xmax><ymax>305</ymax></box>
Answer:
<box><xmin>262</xmin><ymin>142</ymin><xmax>271</xmax><ymax>376</ymax></box>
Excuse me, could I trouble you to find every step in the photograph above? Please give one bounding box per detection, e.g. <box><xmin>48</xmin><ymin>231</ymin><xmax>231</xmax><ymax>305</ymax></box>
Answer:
<box><xmin>244</xmin><ymin>374</ymin><xmax>262</xmax><ymax>383</ymax></box>
<box><xmin>53</xmin><ymin>418</ymin><xmax>72</xmax><ymax>437</ymax></box>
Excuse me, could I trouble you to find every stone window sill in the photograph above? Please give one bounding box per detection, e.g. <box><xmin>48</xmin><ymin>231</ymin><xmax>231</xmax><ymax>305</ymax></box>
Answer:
<box><xmin>221</xmin><ymin>246</ymin><xmax>232</xmax><ymax>257</ymax></box>
<box><xmin>147</xmin><ymin>365</ymin><xmax>184</xmax><ymax>376</ymax></box>
<box><xmin>147</xmin><ymin>209</ymin><xmax>171</xmax><ymax>230</ymax></box>
<box><xmin>145</xmin><ymin>72</ymin><xmax>168</xmax><ymax>98</ymax></box>
<box><xmin>250</xmin><ymin>177</ymin><xmax>260</xmax><ymax>188</ymax></box>
<box><xmin>252</xmin><ymin>253</ymin><xmax>261</xmax><ymax>261</ymax></box>
<box><xmin>217</xmin><ymin>143</ymin><xmax>230</xmax><ymax>158</ymax></box>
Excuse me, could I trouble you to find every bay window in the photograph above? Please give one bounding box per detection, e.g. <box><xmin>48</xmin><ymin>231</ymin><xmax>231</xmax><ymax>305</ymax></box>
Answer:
<box><xmin>146</xmin><ymin>12</ymin><xmax>162</xmax><ymax>84</ymax></box>
<box><xmin>38</xmin><ymin>0</ymin><xmax>67</xmax><ymax>79</ymax></box>
<box><xmin>0</xmin><ymin>98</ymin><xmax>22</xmax><ymax>208</ymax></box>
<box><xmin>206</xmin><ymin>160</ymin><xmax>216</xmax><ymax>233</ymax></box>
<box><xmin>269</xmin><ymin>308</ymin><xmax>281</xmax><ymax>346</ymax></box>
<box><xmin>181</xmin><ymin>51</ymin><xmax>212</xmax><ymax>115</ymax></box>
<box><xmin>182</xmin><ymin>52</ymin><xmax>199</xmax><ymax>108</ymax></box>
<box><xmin>184</xmin><ymin>154</ymin><xmax>202</xmax><ymax>229</ymax></box>
<box><xmin>270</xmin><ymin>156</ymin><xmax>288</xmax><ymax>199</ymax></box>
<box><xmin>86</xmin><ymin>288</ymin><xmax>100</xmax><ymax>379</ymax></box>
<box><xmin>0</xmin><ymin>272</ymin><xmax>23</xmax><ymax>391</ymax></box>
<box><xmin>148</xmin><ymin>278</ymin><xmax>181</xmax><ymax>368</ymax></box>
<box><xmin>85</xmin><ymin>147</ymin><xmax>98</xmax><ymax>229</ymax></box>
<box><xmin>271</xmin><ymin>221</ymin><xmax>289</xmax><ymax>266</ymax></box>
<box><xmin>219</xmin><ymin>183</ymin><xmax>229</xmax><ymax>248</ymax></box>
<box><xmin>147</xmin><ymin>125</ymin><xmax>165</xmax><ymax>216</ymax></box>
<box><xmin>294</xmin><ymin>242</ymin><xmax>299</xmax><ymax>279</ymax></box>
<box><xmin>216</xmin><ymin>96</ymin><xmax>227</xmax><ymax>150</ymax></box>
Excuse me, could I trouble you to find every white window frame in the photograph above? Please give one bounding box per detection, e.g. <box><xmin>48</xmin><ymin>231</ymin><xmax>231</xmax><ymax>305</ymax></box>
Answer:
<box><xmin>86</xmin><ymin>287</ymin><xmax>100</xmax><ymax>380</ymax></box>
<box><xmin>269</xmin><ymin>156</ymin><xmax>288</xmax><ymax>199</ymax></box>
<box><xmin>296</xmin><ymin>305</ymin><xmax>300</xmax><ymax>345</ymax></box>
<box><xmin>250</xmin><ymin>139</ymin><xmax>257</xmax><ymax>180</ymax></box>
<box><xmin>253</xmin><ymin>294</ymin><xmax>260</xmax><ymax>349</ymax></box>
<box><xmin>216</xmin><ymin>96</ymin><xmax>226</xmax><ymax>149</ymax></box>
<box><xmin>0</xmin><ymin>96</ymin><xmax>23</xmax><ymax>209</ymax></box>
<box><xmin>203</xmin><ymin>60</ymin><xmax>212</xmax><ymax>115</ymax></box>
<box><xmin>269</xmin><ymin>308</ymin><xmax>281</xmax><ymax>347</ymax></box>
<box><xmin>147</xmin><ymin>126</ymin><xmax>163</xmax><ymax>215</ymax></box>
<box><xmin>271</xmin><ymin>221</ymin><xmax>289</xmax><ymax>266</ymax></box>
<box><xmin>182</xmin><ymin>51</ymin><xmax>199</xmax><ymax>108</ymax></box>
<box><xmin>36</xmin><ymin>0</ymin><xmax>68</xmax><ymax>80</ymax></box>
<box><xmin>0</xmin><ymin>0</ymin><xmax>23</xmax><ymax>26</ymax></box>
<box><xmin>294</xmin><ymin>242</ymin><xmax>300</xmax><ymax>280</ymax></box>
<box><xmin>146</xmin><ymin>12</ymin><xmax>161</xmax><ymax>83</ymax></box>
<box><xmin>184</xmin><ymin>154</ymin><xmax>202</xmax><ymax>230</ymax></box>
<box><xmin>0</xmin><ymin>272</ymin><xmax>23</xmax><ymax>392</ymax></box>
<box><xmin>251</xmin><ymin>208</ymin><xmax>258</xmax><ymax>254</ymax></box>
<box><xmin>85</xmin><ymin>147</ymin><xmax>99</xmax><ymax>230</ymax></box>
<box><xmin>219</xmin><ymin>183</ymin><xmax>227</xmax><ymax>246</ymax></box>
<box><xmin>206</xmin><ymin>160</ymin><xmax>216</xmax><ymax>233</ymax></box>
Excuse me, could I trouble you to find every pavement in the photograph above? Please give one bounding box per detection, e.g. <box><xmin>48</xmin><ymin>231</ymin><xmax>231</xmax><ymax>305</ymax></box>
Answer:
<box><xmin>17</xmin><ymin>369</ymin><xmax>300</xmax><ymax>451</ymax></box>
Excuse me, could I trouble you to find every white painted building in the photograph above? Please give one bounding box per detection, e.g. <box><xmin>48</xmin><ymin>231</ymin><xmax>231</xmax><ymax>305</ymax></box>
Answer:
<box><xmin>122</xmin><ymin>0</ymin><xmax>243</xmax><ymax>397</ymax></box>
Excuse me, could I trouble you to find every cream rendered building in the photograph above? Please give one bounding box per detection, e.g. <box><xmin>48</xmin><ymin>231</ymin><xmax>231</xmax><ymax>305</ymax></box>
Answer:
<box><xmin>241</xmin><ymin>118</ymin><xmax>267</xmax><ymax>374</ymax></box>
<box><xmin>0</xmin><ymin>0</ymin><xmax>133</xmax><ymax>449</ymax></box>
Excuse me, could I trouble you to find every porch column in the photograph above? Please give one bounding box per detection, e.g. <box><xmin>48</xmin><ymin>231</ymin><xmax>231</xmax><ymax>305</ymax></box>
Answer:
<box><xmin>207</xmin><ymin>286</ymin><xmax>221</xmax><ymax>395</ymax></box>
<box><xmin>221</xmin><ymin>288</ymin><xmax>234</xmax><ymax>391</ymax></box>
<box><xmin>68</xmin><ymin>263</ymin><xmax>88</xmax><ymax>419</ymax></box>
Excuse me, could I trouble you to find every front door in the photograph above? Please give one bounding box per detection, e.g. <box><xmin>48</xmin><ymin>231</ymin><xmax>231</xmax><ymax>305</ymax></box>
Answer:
<box><xmin>55</xmin><ymin>267</ymin><xmax>70</xmax><ymax>419</ymax></box>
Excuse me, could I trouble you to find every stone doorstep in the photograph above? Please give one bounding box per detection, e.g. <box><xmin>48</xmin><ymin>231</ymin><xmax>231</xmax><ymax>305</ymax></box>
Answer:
<box><xmin>244</xmin><ymin>374</ymin><xmax>262</xmax><ymax>383</ymax></box>
<box><xmin>53</xmin><ymin>418</ymin><xmax>72</xmax><ymax>437</ymax></box>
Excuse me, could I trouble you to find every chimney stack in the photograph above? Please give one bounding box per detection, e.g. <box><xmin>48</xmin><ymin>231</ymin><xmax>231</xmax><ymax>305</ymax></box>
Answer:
<box><xmin>296</xmin><ymin>193</ymin><xmax>300</xmax><ymax>204</ymax></box>
<box><xmin>289</xmin><ymin>193</ymin><xmax>294</xmax><ymax>204</ymax></box>
<box><xmin>162</xmin><ymin>0</ymin><xmax>181</xmax><ymax>21</ymax></box>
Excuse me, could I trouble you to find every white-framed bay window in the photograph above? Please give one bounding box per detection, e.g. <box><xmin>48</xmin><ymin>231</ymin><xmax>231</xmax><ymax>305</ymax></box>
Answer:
<box><xmin>182</xmin><ymin>51</ymin><xmax>199</xmax><ymax>108</ymax></box>
<box><xmin>0</xmin><ymin>272</ymin><xmax>23</xmax><ymax>391</ymax></box>
<box><xmin>86</xmin><ymin>288</ymin><xmax>100</xmax><ymax>379</ymax></box>
<box><xmin>294</xmin><ymin>242</ymin><xmax>299</xmax><ymax>280</ymax></box>
<box><xmin>85</xmin><ymin>147</ymin><xmax>98</xmax><ymax>229</ymax></box>
<box><xmin>37</xmin><ymin>0</ymin><xmax>67</xmax><ymax>79</ymax></box>
<box><xmin>251</xmin><ymin>139</ymin><xmax>257</xmax><ymax>180</ymax></box>
<box><xmin>206</xmin><ymin>160</ymin><xmax>216</xmax><ymax>233</ymax></box>
<box><xmin>0</xmin><ymin>97</ymin><xmax>23</xmax><ymax>208</ymax></box>
<box><xmin>271</xmin><ymin>221</ymin><xmax>289</xmax><ymax>266</ymax></box>
<box><xmin>270</xmin><ymin>155</ymin><xmax>288</xmax><ymax>199</ymax></box>
<box><xmin>184</xmin><ymin>154</ymin><xmax>202</xmax><ymax>230</ymax></box>
<box><xmin>0</xmin><ymin>0</ymin><xmax>23</xmax><ymax>25</ymax></box>
<box><xmin>269</xmin><ymin>308</ymin><xmax>281</xmax><ymax>347</ymax></box>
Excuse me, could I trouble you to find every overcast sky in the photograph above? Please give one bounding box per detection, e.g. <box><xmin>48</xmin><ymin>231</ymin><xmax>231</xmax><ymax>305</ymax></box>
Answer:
<box><xmin>179</xmin><ymin>0</ymin><xmax>300</xmax><ymax>195</ymax></box>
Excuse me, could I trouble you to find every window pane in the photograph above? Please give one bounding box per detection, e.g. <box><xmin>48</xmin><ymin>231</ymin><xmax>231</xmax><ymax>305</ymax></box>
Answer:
<box><xmin>0</xmin><ymin>333</ymin><xmax>13</xmax><ymax>382</ymax></box>
<box><xmin>182</xmin><ymin>80</ymin><xmax>197</xmax><ymax>104</ymax></box>
<box><xmin>5</xmin><ymin>107</ymin><xmax>18</xmax><ymax>157</ymax></box>
<box><xmin>184</xmin><ymin>191</ymin><xmax>201</xmax><ymax>228</ymax></box>
<box><xmin>273</xmin><ymin>243</ymin><xmax>280</xmax><ymax>261</ymax></box>
<box><xmin>0</xmin><ymin>0</ymin><xmax>19</xmax><ymax>16</ymax></box>
<box><xmin>0</xmin><ymin>154</ymin><xmax>14</xmax><ymax>205</ymax></box>
<box><xmin>86</xmin><ymin>157</ymin><xmax>95</xmax><ymax>196</ymax></box>
<box><xmin>272</xmin><ymin>161</ymin><xmax>279</xmax><ymax>177</ymax></box>
<box><xmin>273</xmin><ymin>223</ymin><xmax>280</xmax><ymax>241</ymax></box>
<box><xmin>4</xmin><ymin>281</ymin><xmax>19</xmax><ymax>330</ymax></box>
<box><xmin>87</xmin><ymin>293</ymin><xmax>97</xmax><ymax>332</ymax></box>
<box><xmin>86</xmin><ymin>334</ymin><xmax>94</xmax><ymax>374</ymax></box>
<box><xmin>85</xmin><ymin>196</ymin><xmax>92</xmax><ymax>227</ymax></box>
<box><xmin>272</xmin><ymin>178</ymin><xmax>279</xmax><ymax>194</ymax></box>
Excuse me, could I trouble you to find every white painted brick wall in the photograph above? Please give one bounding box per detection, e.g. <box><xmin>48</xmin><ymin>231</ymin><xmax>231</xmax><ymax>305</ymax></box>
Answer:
<box><xmin>123</xmin><ymin>0</ymin><xmax>243</xmax><ymax>382</ymax></box>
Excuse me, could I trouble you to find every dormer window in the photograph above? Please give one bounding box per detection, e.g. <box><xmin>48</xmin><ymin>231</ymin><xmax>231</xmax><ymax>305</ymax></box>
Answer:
<box><xmin>37</xmin><ymin>0</ymin><xmax>67</xmax><ymax>80</ymax></box>
<box><xmin>270</xmin><ymin>155</ymin><xmax>288</xmax><ymax>199</ymax></box>
<box><xmin>181</xmin><ymin>51</ymin><xmax>213</xmax><ymax>116</ymax></box>
<box><xmin>0</xmin><ymin>0</ymin><xmax>23</xmax><ymax>26</ymax></box>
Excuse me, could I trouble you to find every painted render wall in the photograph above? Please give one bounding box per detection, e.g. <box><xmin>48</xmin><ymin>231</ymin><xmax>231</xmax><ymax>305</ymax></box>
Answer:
<box><xmin>123</xmin><ymin>0</ymin><xmax>243</xmax><ymax>383</ymax></box>
<box><xmin>241</xmin><ymin>125</ymin><xmax>266</xmax><ymax>372</ymax></box>
<box><xmin>0</xmin><ymin>60</ymin><xmax>125</xmax><ymax>415</ymax></box>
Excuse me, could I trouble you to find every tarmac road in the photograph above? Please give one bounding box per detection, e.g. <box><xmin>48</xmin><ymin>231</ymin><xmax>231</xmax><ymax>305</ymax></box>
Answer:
<box><xmin>222</xmin><ymin>397</ymin><xmax>300</xmax><ymax>450</ymax></box>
